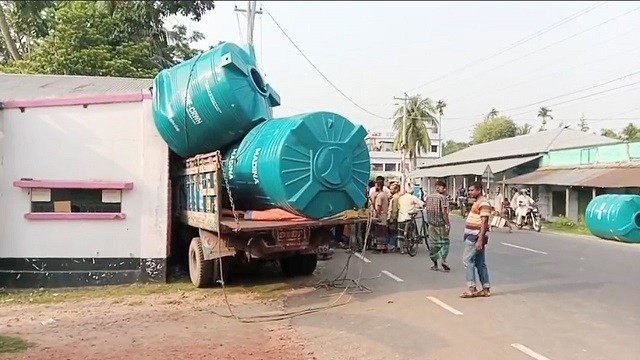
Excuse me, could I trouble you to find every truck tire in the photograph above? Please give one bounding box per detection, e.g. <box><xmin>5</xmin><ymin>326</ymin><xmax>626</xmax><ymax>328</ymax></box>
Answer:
<box><xmin>298</xmin><ymin>254</ymin><xmax>318</xmax><ymax>276</ymax></box>
<box><xmin>188</xmin><ymin>237</ymin><xmax>213</xmax><ymax>288</ymax></box>
<box><xmin>212</xmin><ymin>256</ymin><xmax>234</xmax><ymax>285</ymax></box>
<box><xmin>280</xmin><ymin>254</ymin><xmax>318</xmax><ymax>277</ymax></box>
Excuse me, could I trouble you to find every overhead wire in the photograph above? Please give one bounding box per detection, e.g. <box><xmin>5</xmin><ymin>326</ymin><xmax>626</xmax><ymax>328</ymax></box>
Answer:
<box><xmin>430</xmin><ymin>4</ymin><xmax>640</xmax><ymax>95</ymax></box>
<box><xmin>405</xmin><ymin>1</ymin><xmax>608</xmax><ymax>93</ymax></box>
<box><xmin>262</xmin><ymin>6</ymin><xmax>390</xmax><ymax>120</ymax></box>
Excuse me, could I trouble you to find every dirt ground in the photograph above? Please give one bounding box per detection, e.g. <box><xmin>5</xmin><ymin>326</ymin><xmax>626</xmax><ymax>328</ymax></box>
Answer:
<box><xmin>0</xmin><ymin>290</ymin><xmax>315</xmax><ymax>360</ymax></box>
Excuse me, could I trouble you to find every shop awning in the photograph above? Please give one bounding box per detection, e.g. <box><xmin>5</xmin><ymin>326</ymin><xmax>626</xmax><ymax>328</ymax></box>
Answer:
<box><xmin>410</xmin><ymin>155</ymin><xmax>540</xmax><ymax>179</ymax></box>
<box><xmin>502</xmin><ymin>166</ymin><xmax>640</xmax><ymax>188</ymax></box>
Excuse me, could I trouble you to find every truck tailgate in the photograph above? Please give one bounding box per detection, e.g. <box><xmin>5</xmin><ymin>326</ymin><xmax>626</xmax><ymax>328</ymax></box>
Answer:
<box><xmin>219</xmin><ymin>216</ymin><xmax>369</xmax><ymax>233</ymax></box>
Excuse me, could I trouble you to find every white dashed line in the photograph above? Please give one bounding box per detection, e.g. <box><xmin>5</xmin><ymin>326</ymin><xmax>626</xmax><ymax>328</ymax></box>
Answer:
<box><xmin>501</xmin><ymin>242</ymin><xmax>548</xmax><ymax>255</ymax></box>
<box><xmin>511</xmin><ymin>343</ymin><xmax>552</xmax><ymax>360</ymax></box>
<box><xmin>353</xmin><ymin>252</ymin><xmax>371</xmax><ymax>263</ymax></box>
<box><xmin>381</xmin><ymin>270</ymin><xmax>404</xmax><ymax>282</ymax></box>
<box><xmin>426</xmin><ymin>296</ymin><xmax>463</xmax><ymax>316</ymax></box>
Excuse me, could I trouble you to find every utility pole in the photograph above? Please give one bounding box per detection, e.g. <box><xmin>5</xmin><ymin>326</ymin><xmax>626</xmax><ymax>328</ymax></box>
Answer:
<box><xmin>394</xmin><ymin>93</ymin><xmax>410</xmax><ymax>192</ymax></box>
<box><xmin>234</xmin><ymin>1</ymin><xmax>262</xmax><ymax>45</ymax></box>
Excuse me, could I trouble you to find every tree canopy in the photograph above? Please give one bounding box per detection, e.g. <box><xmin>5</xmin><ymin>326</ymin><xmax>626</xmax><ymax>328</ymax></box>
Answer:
<box><xmin>0</xmin><ymin>0</ymin><xmax>214</xmax><ymax>77</ymax></box>
<box><xmin>471</xmin><ymin>114</ymin><xmax>518</xmax><ymax>144</ymax></box>
<box><xmin>392</xmin><ymin>95</ymin><xmax>438</xmax><ymax>168</ymax></box>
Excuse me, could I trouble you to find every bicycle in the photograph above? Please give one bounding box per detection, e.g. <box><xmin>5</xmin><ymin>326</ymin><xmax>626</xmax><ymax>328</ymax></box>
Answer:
<box><xmin>401</xmin><ymin>210</ymin><xmax>431</xmax><ymax>257</ymax></box>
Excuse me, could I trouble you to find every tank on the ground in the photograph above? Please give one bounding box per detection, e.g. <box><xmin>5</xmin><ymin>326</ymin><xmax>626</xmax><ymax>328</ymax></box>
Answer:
<box><xmin>584</xmin><ymin>194</ymin><xmax>640</xmax><ymax>243</ymax></box>
<box><xmin>152</xmin><ymin>42</ymin><xmax>280</xmax><ymax>158</ymax></box>
<box><xmin>221</xmin><ymin>111</ymin><xmax>370</xmax><ymax>219</ymax></box>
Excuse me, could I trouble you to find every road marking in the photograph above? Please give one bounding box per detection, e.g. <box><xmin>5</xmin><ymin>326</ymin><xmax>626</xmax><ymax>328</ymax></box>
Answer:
<box><xmin>426</xmin><ymin>296</ymin><xmax>463</xmax><ymax>315</ymax></box>
<box><xmin>381</xmin><ymin>270</ymin><xmax>404</xmax><ymax>282</ymax></box>
<box><xmin>511</xmin><ymin>343</ymin><xmax>552</xmax><ymax>360</ymax></box>
<box><xmin>501</xmin><ymin>242</ymin><xmax>548</xmax><ymax>255</ymax></box>
<box><xmin>354</xmin><ymin>252</ymin><xmax>371</xmax><ymax>263</ymax></box>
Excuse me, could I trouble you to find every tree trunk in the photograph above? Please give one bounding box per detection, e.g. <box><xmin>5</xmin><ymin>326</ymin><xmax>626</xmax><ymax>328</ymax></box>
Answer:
<box><xmin>0</xmin><ymin>3</ymin><xmax>21</xmax><ymax>61</ymax></box>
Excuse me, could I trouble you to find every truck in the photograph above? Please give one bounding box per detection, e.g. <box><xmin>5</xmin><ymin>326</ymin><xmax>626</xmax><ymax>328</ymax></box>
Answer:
<box><xmin>173</xmin><ymin>151</ymin><xmax>368</xmax><ymax>288</ymax></box>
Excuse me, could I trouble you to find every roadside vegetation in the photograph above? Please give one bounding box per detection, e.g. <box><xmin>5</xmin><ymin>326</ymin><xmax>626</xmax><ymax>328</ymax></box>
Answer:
<box><xmin>0</xmin><ymin>335</ymin><xmax>34</xmax><ymax>354</ymax></box>
<box><xmin>543</xmin><ymin>216</ymin><xmax>591</xmax><ymax>235</ymax></box>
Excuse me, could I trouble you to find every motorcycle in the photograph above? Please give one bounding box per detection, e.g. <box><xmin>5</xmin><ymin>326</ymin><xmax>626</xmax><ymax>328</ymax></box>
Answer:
<box><xmin>517</xmin><ymin>204</ymin><xmax>542</xmax><ymax>232</ymax></box>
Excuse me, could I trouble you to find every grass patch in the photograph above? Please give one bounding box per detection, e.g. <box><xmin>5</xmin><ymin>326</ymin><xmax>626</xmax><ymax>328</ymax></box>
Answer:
<box><xmin>0</xmin><ymin>277</ymin><xmax>298</xmax><ymax>305</ymax></box>
<box><xmin>0</xmin><ymin>335</ymin><xmax>34</xmax><ymax>354</ymax></box>
<box><xmin>543</xmin><ymin>217</ymin><xmax>591</xmax><ymax>235</ymax></box>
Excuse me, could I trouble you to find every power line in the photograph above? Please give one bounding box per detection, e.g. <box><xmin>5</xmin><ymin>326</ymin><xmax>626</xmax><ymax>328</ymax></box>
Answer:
<box><xmin>429</xmin><ymin>4</ymin><xmax>640</xmax><ymax>95</ymax></box>
<box><xmin>404</xmin><ymin>2</ymin><xmax>607</xmax><ymax>93</ymax></box>
<box><xmin>263</xmin><ymin>7</ymin><xmax>390</xmax><ymax>120</ymax></box>
<box><xmin>501</xmin><ymin>69</ymin><xmax>640</xmax><ymax>112</ymax></box>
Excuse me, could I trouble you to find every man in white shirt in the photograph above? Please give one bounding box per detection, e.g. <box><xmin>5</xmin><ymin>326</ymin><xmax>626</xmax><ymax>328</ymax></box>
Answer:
<box><xmin>515</xmin><ymin>189</ymin><xmax>535</xmax><ymax>226</ymax></box>
<box><xmin>397</xmin><ymin>187</ymin><xmax>425</xmax><ymax>254</ymax></box>
<box><xmin>368</xmin><ymin>176</ymin><xmax>390</xmax><ymax>199</ymax></box>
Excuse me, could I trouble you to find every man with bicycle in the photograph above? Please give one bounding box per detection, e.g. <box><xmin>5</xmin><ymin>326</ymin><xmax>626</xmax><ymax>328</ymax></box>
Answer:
<box><xmin>397</xmin><ymin>184</ymin><xmax>424</xmax><ymax>254</ymax></box>
<box><xmin>424</xmin><ymin>180</ymin><xmax>451</xmax><ymax>272</ymax></box>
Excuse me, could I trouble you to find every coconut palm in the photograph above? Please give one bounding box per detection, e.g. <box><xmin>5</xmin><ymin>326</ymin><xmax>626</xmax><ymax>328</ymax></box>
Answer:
<box><xmin>516</xmin><ymin>123</ymin><xmax>533</xmax><ymax>136</ymax></box>
<box><xmin>538</xmin><ymin>106</ymin><xmax>553</xmax><ymax>131</ymax></box>
<box><xmin>393</xmin><ymin>95</ymin><xmax>438</xmax><ymax>170</ymax></box>
<box><xmin>486</xmin><ymin>108</ymin><xmax>500</xmax><ymax>120</ymax></box>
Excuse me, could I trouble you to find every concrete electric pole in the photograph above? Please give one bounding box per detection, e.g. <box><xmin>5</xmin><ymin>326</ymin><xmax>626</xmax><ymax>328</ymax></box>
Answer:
<box><xmin>234</xmin><ymin>1</ymin><xmax>262</xmax><ymax>45</ymax></box>
<box><xmin>393</xmin><ymin>93</ymin><xmax>410</xmax><ymax>192</ymax></box>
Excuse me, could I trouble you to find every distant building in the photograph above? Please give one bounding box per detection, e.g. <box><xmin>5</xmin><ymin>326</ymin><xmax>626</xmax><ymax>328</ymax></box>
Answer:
<box><xmin>409</xmin><ymin>127</ymin><xmax>618</xmax><ymax>212</ymax></box>
<box><xmin>366</xmin><ymin>129</ymin><xmax>441</xmax><ymax>181</ymax></box>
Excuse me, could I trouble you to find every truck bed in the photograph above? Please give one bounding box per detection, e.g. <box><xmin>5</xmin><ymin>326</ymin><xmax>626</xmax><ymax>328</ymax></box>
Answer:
<box><xmin>219</xmin><ymin>216</ymin><xmax>368</xmax><ymax>233</ymax></box>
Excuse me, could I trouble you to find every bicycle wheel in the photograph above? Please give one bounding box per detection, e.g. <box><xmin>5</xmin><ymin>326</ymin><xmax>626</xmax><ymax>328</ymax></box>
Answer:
<box><xmin>407</xmin><ymin>239</ymin><xmax>418</xmax><ymax>257</ymax></box>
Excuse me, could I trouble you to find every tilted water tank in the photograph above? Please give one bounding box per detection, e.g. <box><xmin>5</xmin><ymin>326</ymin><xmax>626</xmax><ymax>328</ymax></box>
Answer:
<box><xmin>221</xmin><ymin>111</ymin><xmax>371</xmax><ymax>219</ymax></box>
<box><xmin>584</xmin><ymin>194</ymin><xmax>640</xmax><ymax>243</ymax></box>
<box><xmin>152</xmin><ymin>42</ymin><xmax>281</xmax><ymax>158</ymax></box>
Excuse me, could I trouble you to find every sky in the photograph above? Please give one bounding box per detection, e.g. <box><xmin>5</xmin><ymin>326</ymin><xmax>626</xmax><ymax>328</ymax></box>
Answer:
<box><xmin>174</xmin><ymin>1</ymin><xmax>640</xmax><ymax>142</ymax></box>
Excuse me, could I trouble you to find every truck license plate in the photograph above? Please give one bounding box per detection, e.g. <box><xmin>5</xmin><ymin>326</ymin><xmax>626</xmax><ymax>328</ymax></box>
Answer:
<box><xmin>277</xmin><ymin>228</ymin><xmax>306</xmax><ymax>247</ymax></box>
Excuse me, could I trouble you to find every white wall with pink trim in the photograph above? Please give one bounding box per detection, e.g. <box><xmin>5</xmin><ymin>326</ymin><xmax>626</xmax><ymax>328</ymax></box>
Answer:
<box><xmin>0</xmin><ymin>97</ymin><xmax>169</xmax><ymax>259</ymax></box>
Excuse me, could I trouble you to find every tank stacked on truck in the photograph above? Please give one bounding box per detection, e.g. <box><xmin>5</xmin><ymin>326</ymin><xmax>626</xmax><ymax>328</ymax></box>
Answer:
<box><xmin>152</xmin><ymin>41</ymin><xmax>371</xmax><ymax>219</ymax></box>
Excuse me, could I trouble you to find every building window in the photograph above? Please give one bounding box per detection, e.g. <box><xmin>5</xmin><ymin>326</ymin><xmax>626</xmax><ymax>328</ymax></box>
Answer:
<box><xmin>371</xmin><ymin>163</ymin><xmax>383</xmax><ymax>172</ymax></box>
<box><xmin>14</xmin><ymin>179</ymin><xmax>132</xmax><ymax>220</ymax></box>
<box><xmin>384</xmin><ymin>163</ymin><xmax>397</xmax><ymax>172</ymax></box>
<box><xmin>31</xmin><ymin>188</ymin><xmax>122</xmax><ymax>213</ymax></box>
<box><xmin>580</xmin><ymin>148</ymin><xmax>596</xmax><ymax>165</ymax></box>
<box><xmin>431</xmin><ymin>145</ymin><xmax>438</xmax><ymax>153</ymax></box>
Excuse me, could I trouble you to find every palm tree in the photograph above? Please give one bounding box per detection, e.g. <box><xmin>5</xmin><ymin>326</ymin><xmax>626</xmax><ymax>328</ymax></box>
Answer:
<box><xmin>393</xmin><ymin>95</ymin><xmax>438</xmax><ymax>170</ymax></box>
<box><xmin>486</xmin><ymin>108</ymin><xmax>499</xmax><ymax>120</ymax></box>
<box><xmin>516</xmin><ymin>123</ymin><xmax>533</xmax><ymax>136</ymax></box>
<box><xmin>435</xmin><ymin>100</ymin><xmax>447</xmax><ymax>157</ymax></box>
<box><xmin>537</xmin><ymin>106</ymin><xmax>553</xmax><ymax>131</ymax></box>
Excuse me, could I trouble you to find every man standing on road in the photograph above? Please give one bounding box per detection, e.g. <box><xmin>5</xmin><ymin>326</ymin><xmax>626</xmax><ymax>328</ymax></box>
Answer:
<box><xmin>460</xmin><ymin>181</ymin><xmax>491</xmax><ymax>298</ymax></box>
<box><xmin>373</xmin><ymin>180</ymin><xmax>390</xmax><ymax>252</ymax></box>
<box><xmin>425</xmin><ymin>180</ymin><xmax>451</xmax><ymax>272</ymax></box>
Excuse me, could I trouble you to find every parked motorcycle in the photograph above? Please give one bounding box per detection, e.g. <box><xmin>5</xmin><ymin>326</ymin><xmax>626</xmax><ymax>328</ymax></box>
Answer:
<box><xmin>517</xmin><ymin>204</ymin><xmax>542</xmax><ymax>232</ymax></box>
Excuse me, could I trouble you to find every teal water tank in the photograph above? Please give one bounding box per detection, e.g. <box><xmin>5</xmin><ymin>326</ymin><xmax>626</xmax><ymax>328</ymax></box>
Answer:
<box><xmin>221</xmin><ymin>111</ymin><xmax>370</xmax><ymax>219</ymax></box>
<box><xmin>584</xmin><ymin>194</ymin><xmax>640</xmax><ymax>243</ymax></box>
<box><xmin>152</xmin><ymin>42</ymin><xmax>281</xmax><ymax>158</ymax></box>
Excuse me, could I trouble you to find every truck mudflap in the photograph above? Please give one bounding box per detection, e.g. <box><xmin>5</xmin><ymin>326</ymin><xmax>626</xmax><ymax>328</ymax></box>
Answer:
<box><xmin>199</xmin><ymin>229</ymin><xmax>235</xmax><ymax>261</ymax></box>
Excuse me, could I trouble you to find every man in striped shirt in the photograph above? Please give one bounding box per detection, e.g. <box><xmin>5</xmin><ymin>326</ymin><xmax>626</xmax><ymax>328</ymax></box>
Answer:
<box><xmin>460</xmin><ymin>181</ymin><xmax>491</xmax><ymax>298</ymax></box>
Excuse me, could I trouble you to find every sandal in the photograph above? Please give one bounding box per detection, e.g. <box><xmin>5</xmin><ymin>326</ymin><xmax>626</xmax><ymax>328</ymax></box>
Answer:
<box><xmin>441</xmin><ymin>263</ymin><xmax>450</xmax><ymax>272</ymax></box>
<box><xmin>475</xmin><ymin>288</ymin><xmax>491</xmax><ymax>297</ymax></box>
<box><xmin>460</xmin><ymin>287</ymin><xmax>478</xmax><ymax>298</ymax></box>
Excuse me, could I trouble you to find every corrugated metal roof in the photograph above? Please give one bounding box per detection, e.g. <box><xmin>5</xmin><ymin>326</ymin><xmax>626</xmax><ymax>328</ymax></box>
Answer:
<box><xmin>410</xmin><ymin>155</ymin><xmax>540</xmax><ymax>178</ymax></box>
<box><xmin>419</xmin><ymin>127</ymin><xmax>618</xmax><ymax>168</ymax></box>
<box><xmin>503</xmin><ymin>164</ymin><xmax>640</xmax><ymax>188</ymax></box>
<box><xmin>0</xmin><ymin>74</ymin><xmax>153</xmax><ymax>101</ymax></box>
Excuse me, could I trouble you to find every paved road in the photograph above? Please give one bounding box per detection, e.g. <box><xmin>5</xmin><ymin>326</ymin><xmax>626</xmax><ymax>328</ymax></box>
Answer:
<box><xmin>286</xmin><ymin>216</ymin><xmax>640</xmax><ymax>360</ymax></box>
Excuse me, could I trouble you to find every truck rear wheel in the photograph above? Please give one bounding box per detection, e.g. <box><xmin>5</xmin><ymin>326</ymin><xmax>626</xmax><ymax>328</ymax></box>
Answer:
<box><xmin>280</xmin><ymin>254</ymin><xmax>318</xmax><ymax>277</ymax></box>
<box><xmin>189</xmin><ymin>237</ymin><xmax>213</xmax><ymax>288</ymax></box>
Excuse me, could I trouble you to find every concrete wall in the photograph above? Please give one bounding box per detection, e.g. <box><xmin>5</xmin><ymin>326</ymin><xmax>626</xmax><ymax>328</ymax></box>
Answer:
<box><xmin>0</xmin><ymin>99</ymin><xmax>169</xmax><ymax>287</ymax></box>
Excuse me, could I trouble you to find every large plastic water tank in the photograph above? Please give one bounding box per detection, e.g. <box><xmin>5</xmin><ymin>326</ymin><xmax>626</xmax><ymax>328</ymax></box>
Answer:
<box><xmin>221</xmin><ymin>111</ymin><xmax>370</xmax><ymax>219</ymax></box>
<box><xmin>584</xmin><ymin>194</ymin><xmax>640</xmax><ymax>243</ymax></box>
<box><xmin>152</xmin><ymin>42</ymin><xmax>281</xmax><ymax>158</ymax></box>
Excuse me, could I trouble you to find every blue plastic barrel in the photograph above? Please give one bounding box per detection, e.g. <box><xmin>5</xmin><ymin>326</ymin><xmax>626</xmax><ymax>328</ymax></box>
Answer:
<box><xmin>152</xmin><ymin>42</ymin><xmax>281</xmax><ymax>158</ymax></box>
<box><xmin>221</xmin><ymin>111</ymin><xmax>370</xmax><ymax>219</ymax></box>
<box><xmin>584</xmin><ymin>194</ymin><xmax>640</xmax><ymax>243</ymax></box>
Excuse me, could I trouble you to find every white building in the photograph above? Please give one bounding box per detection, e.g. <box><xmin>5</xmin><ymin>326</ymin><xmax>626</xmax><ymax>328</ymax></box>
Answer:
<box><xmin>366</xmin><ymin>130</ymin><xmax>441</xmax><ymax>181</ymax></box>
<box><xmin>0</xmin><ymin>74</ymin><xmax>169</xmax><ymax>288</ymax></box>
